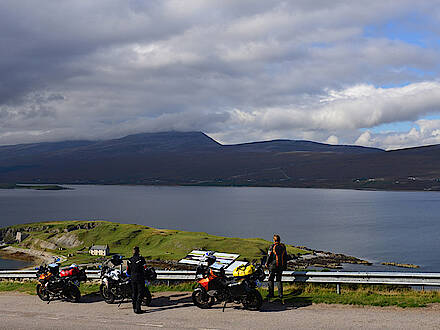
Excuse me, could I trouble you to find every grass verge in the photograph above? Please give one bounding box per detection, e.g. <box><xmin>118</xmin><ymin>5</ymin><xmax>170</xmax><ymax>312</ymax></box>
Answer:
<box><xmin>261</xmin><ymin>283</ymin><xmax>440</xmax><ymax>308</ymax></box>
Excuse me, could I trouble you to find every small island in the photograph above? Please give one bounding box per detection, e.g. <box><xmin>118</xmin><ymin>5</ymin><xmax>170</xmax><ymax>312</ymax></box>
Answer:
<box><xmin>0</xmin><ymin>220</ymin><xmax>369</xmax><ymax>270</ymax></box>
<box><xmin>0</xmin><ymin>183</ymin><xmax>69</xmax><ymax>191</ymax></box>
<box><xmin>381</xmin><ymin>262</ymin><xmax>420</xmax><ymax>269</ymax></box>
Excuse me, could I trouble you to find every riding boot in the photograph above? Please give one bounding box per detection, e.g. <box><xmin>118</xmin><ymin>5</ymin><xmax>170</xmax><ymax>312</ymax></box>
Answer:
<box><xmin>267</xmin><ymin>280</ymin><xmax>274</xmax><ymax>298</ymax></box>
<box><xmin>135</xmin><ymin>300</ymin><xmax>142</xmax><ymax>314</ymax></box>
<box><xmin>277</xmin><ymin>281</ymin><xmax>283</xmax><ymax>298</ymax></box>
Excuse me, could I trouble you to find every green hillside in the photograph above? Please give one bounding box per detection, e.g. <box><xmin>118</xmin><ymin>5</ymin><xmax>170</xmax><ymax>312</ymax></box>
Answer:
<box><xmin>1</xmin><ymin>221</ymin><xmax>308</xmax><ymax>265</ymax></box>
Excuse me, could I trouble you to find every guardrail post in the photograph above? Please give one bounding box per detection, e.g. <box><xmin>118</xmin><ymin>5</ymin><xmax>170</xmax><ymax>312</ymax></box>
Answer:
<box><xmin>336</xmin><ymin>283</ymin><xmax>341</xmax><ymax>295</ymax></box>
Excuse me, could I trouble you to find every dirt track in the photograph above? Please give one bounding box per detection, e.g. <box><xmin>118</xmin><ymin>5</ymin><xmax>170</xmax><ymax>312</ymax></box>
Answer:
<box><xmin>1</xmin><ymin>292</ymin><xmax>440</xmax><ymax>329</ymax></box>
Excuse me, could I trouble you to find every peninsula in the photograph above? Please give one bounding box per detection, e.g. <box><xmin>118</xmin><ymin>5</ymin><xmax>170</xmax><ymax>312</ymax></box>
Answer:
<box><xmin>0</xmin><ymin>220</ymin><xmax>368</xmax><ymax>270</ymax></box>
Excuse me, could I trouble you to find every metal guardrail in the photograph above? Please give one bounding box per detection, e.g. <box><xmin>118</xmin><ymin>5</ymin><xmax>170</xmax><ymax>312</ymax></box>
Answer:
<box><xmin>281</xmin><ymin>271</ymin><xmax>440</xmax><ymax>286</ymax></box>
<box><xmin>1</xmin><ymin>269</ymin><xmax>440</xmax><ymax>287</ymax></box>
<box><xmin>0</xmin><ymin>270</ymin><xmax>101</xmax><ymax>279</ymax></box>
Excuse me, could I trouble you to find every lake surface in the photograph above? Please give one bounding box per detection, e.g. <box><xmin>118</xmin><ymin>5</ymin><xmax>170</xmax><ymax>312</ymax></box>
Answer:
<box><xmin>1</xmin><ymin>185</ymin><xmax>440</xmax><ymax>271</ymax></box>
<box><xmin>0</xmin><ymin>256</ymin><xmax>32</xmax><ymax>270</ymax></box>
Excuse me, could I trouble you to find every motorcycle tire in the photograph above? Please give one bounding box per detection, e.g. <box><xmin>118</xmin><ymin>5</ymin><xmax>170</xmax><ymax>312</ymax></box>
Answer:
<box><xmin>142</xmin><ymin>287</ymin><xmax>152</xmax><ymax>306</ymax></box>
<box><xmin>242</xmin><ymin>289</ymin><xmax>263</xmax><ymax>311</ymax></box>
<box><xmin>66</xmin><ymin>285</ymin><xmax>81</xmax><ymax>303</ymax></box>
<box><xmin>100</xmin><ymin>284</ymin><xmax>110</xmax><ymax>300</ymax></box>
<box><xmin>36</xmin><ymin>283</ymin><xmax>49</xmax><ymax>301</ymax></box>
<box><xmin>103</xmin><ymin>288</ymin><xmax>116</xmax><ymax>304</ymax></box>
<box><xmin>192</xmin><ymin>289</ymin><xmax>214</xmax><ymax>309</ymax></box>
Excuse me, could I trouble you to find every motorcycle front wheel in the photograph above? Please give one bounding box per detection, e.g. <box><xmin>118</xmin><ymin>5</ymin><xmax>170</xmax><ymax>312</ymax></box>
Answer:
<box><xmin>36</xmin><ymin>283</ymin><xmax>49</xmax><ymax>301</ymax></box>
<box><xmin>142</xmin><ymin>287</ymin><xmax>152</xmax><ymax>306</ymax></box>
<box><xmin>192</xmin><ymin>288</ymin><xmax>214</xmax><ymax>309</ymax></box>
<box><xmin>102</xmin><ymin>285</ymin><xmax>116</xmax><ymax>304</ymax></box>
<box><xmin>100</xmin><ymin>284</ymin><xmax>110</xmax><ymax>300</ymax></box>
<box><xmin>242</xmin><ymin>289</ymin><xmax>263</xmax><ymax>311</ymax></box>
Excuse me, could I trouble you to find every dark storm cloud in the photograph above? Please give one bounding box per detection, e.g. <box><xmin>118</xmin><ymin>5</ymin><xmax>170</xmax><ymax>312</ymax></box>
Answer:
<box><xmin>0</xmin><ymin>1</ymin><xmax>439</xmax><ymax>149</ymax></box>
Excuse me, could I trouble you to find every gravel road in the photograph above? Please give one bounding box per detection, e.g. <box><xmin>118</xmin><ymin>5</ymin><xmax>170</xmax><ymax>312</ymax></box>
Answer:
<box><xmin>1</xmin><ymin>292</ymin><xmax>440</xmax><ymax>329</ymax></box>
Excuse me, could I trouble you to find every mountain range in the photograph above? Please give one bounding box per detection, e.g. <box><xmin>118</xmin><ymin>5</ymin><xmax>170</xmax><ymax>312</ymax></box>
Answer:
<box><xmin>1</xmin><ymin>131</ymin><xmax>440</xmax><ymax>190</ymax></box>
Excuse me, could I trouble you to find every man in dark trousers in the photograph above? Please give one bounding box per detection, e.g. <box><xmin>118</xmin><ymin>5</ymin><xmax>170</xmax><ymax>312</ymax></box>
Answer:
<box><xmin>127</xmin><ymin>246</ymin><xmax>146</xmax><ymax>314</ymax></box>
<box><xmin>265</xmin><ymin>234</ymin><xmax>287</xmax><ymax>299</ymax></box>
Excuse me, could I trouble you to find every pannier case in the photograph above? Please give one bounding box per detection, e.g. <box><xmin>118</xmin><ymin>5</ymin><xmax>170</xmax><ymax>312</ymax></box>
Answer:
<box><xmin>143</xmin><ymin>266</ymin><xmax>157</xmax><ymax>281</ymax></box>
<box><xmin>228</xmin><ymin>282</ymin><xmax>247</xmax><ymax>296</ymax></box>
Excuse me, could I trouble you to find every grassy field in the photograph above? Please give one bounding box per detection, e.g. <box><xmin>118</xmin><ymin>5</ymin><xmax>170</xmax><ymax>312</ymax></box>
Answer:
<box><xmin>2</xmin><ymin>220</ymin><xmax>308</xmax><ymax>265</ymax></box>
<box><xmin>1</xmin><ymin>281</ymin><xmax>439</xmax><ymax>308</ymax></box>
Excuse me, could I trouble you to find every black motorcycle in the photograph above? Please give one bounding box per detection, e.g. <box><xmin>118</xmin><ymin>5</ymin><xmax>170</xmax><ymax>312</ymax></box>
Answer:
<box><xmin>192</xmin><ymin>263</ymin><xmax>265</xmax><ymax>311</ymax></box>
<box><xmin>99</xmin><ymin>256</ymin><xmax>156</xmax><ymax>306</ymax></box>
<box><xmin>36</xmin><ymin>263</ymin><xmax>86</xmax><ymax>303</ymax></box>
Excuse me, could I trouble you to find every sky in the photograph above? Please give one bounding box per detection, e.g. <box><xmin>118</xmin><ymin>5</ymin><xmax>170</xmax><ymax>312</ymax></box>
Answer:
<box><xmin>1</xmin><ymin>1</ymin><xmax>439</xmax><ymax>150</ymax></box>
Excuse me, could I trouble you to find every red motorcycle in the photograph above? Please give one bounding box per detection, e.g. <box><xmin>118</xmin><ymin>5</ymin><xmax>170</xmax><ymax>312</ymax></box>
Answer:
<box><xmin>36</xmin><ymin>262</ymin><xmax>87</xmax><ymax>303</ymax></box>
<box><xmin>192</xmin><ymin>253</ymin><xmax>265</xmax><ymax>311</ymax></box>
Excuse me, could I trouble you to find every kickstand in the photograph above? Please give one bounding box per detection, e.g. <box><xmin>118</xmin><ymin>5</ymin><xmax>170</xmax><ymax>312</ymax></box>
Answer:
<box><xmin>222</xmin><ymin>301</ymin><xmax>227</xmax><ymax>312</ymax></box>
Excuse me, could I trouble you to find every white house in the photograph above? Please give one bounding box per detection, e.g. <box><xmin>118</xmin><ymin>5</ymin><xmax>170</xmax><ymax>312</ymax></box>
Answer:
<box><xmin>89</xmin><ymin>245</ymin><xmax>109</xmax><ymax>256</ymax></box>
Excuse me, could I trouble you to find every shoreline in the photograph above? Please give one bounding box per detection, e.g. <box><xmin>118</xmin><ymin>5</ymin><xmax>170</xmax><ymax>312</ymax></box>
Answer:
<box><xmin>8</xmin><ymin>182</ymin><xmax>440</xmax><ymax>192</ymax></box>
<box><xmin>0</xmin><ymin>246</ymin><xmax>60</xmax><ymax>269</ymax></box>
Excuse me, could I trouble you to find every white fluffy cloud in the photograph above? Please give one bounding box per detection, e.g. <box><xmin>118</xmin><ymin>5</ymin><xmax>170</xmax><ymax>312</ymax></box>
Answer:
<box><xmin>0</xmin><ymin>1</ymin><xmax>439</xmax><ymax>149</ymax></box>
<box><xmin>355</xmin><ymin>119</ymin><xmax>440</xmax><ymax>150</ymax></box>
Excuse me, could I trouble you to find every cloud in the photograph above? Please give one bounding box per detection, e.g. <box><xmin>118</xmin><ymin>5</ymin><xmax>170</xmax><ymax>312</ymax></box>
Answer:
<box><xmin>325</xmin><ymin>135</ymin><xmax>339</xmax><ymax>145</ymax></box>
<box><xmin>226</xmin><ymin>81</ymin><xmax>440</xmax><ymax>131</ymax></box>
<box><xmin>0</xmin><ymin>1</ymin><xmax>439</xmax><ymax>149</ymax></box>
<box><xmin>355</xmin><ymin>119</ymin><xmax>440</xmax><ymax>150</ymax></box>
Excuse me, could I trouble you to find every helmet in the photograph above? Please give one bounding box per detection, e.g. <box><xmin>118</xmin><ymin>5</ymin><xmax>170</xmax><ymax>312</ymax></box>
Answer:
<box><xmin>202</xmin><ymin>251</ymin><xmax>216</xmax><ymax>266</ymax></box>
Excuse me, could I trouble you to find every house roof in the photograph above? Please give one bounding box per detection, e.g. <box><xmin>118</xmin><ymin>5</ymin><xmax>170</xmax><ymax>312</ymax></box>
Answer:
<box><xmin>90</xmin><ymin>245</ymin><xmax>108</xmax><ymax>250</ymax></box>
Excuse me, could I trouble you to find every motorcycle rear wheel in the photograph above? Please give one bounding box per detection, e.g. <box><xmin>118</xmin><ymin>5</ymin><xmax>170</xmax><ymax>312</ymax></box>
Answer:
<box><xmin>192</xmin><ymin>289</ymin><xmax>214</xmax><ymax>309</ymax></box>
<box><xmin>36</xmin><ymin>284</ymin><xmax>49</xmax><ymax>301</ymax></box>
<box><xmin>242</xmin><ymin>289</ymin><xmax>263</xmax><ymax>311</ymax></box>
<box><xmin>65</xmin><ymin>285</ymin><xmax>81</xmax><ymax>303</ymax></box>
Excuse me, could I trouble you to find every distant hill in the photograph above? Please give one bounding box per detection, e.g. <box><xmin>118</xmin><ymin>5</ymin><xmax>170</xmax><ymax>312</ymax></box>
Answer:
<box><xmin>227</xmin><ymin>139</ymin><xmax>382</xmax><ymax>153</ymax></box>
<box><xmin>1</xmin><ymin>131</ymin><xmax>440</xmax><ymax>190</ymax></box>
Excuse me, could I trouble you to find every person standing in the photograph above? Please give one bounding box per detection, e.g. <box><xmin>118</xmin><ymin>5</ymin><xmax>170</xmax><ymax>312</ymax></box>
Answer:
<box><xmin>265</xmin><ymin>234</ymin><xmax>287</xmax><ymax>299</ymax></box>
<box><xmin>127</xmin><ymin>246</ymin><xmax>146</xmax><ymax>314</ymax></box>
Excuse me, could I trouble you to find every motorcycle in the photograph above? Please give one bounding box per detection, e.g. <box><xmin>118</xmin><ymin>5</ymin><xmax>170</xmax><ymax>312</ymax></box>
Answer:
<box><xmin>192</xmin><ymin>262</ymin><xmax>265</xmax><ymax>311</ymax></box>
<box><xmin>99</xmin><ymin>255</ymin><xmax>156</xmax><ymax>306</ymax></box>
<box><xmin>36</xmin><ymin>262</ymin><xmax>87</xmax><ymax>303</ymax></box>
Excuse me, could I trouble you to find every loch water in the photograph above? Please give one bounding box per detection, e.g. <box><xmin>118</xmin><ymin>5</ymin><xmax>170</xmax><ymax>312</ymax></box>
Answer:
<box><xmin>1</xmin><ymin>185</ymin><xmax>439</xmax><ymax>271</ymax></box>
<box><xmin>0</xmin><ymin>256</ymin><xmax>32</xmax><ymax>270</ymax></box>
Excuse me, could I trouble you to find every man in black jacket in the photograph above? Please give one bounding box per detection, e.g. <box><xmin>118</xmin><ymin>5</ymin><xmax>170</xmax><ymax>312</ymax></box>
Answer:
<box><xmin>265</xmin><ymin>234</ymin><xmax>287</xmax><ymax>299</ymax></box>
<box><xmin>127</xmin><ymin>246</ymin><xmax>146</xmax><ymax>314</ymax></box>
